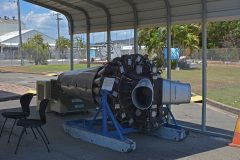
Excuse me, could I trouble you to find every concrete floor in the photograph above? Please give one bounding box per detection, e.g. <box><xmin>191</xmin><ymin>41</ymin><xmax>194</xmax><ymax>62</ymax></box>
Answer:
<box><xmin>0</xmin><ymin>72</ymin><xmax>239</xmax><ymax>160</ymax></box>
<box><xmin>0</xmin><ymin>99</ymin><xmax>239</xmax><ymax>160</ymax></box>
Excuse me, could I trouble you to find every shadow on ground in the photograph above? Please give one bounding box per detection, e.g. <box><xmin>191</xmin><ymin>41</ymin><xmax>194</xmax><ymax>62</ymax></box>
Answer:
<box><xmin>0</xmin><ymin>105</ymin><xmax>235</xmax><ymax>160</ymax></box>
<box><xmin>178</xmin><ymin>120</ymin><xmax>234</xmax><ymax>136</ymax></box>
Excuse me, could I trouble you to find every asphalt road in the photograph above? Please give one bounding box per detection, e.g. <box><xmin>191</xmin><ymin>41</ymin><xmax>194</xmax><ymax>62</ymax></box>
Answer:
<box><xmin>0</xmin><ymin>72</ymin><xmax>239</xmax><ymax>160</ymax></box>
<box><xmin>0</xmin><ymin>72</ymin><xmax>56</xmax><ymax>89</ymax></box>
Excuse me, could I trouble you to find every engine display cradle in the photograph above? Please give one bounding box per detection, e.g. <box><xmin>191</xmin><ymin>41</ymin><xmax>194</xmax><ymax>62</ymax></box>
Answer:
<box><xmin>63</xmin><ymin>90</ymin><xmax>187</xmax><ymax>152</ymax></box>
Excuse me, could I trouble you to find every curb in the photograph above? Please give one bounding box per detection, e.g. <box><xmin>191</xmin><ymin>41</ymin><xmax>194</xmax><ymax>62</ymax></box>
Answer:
<box><xmin>192</xmin><ymin>92</ymin><xmax>240</xmax><ymax>115</ymax></box>
<box><xmin>206</xmin><ymin>99</ymin><xmax>240</xmax><ymax>115</ymax></box>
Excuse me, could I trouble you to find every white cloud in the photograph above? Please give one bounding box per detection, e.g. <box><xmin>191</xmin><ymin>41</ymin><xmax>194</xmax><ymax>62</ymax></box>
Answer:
<box><xmin>22</xmin><ymin>11</ymin><xmax>69</xmax><ymax>39</ymax></box>
<box><xmin>0</xmin><ymin>1</ymin><xmax>17</xmax><ymax>17</ymax></box>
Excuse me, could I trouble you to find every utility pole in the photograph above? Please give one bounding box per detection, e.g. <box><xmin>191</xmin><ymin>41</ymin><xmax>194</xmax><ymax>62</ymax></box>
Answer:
<box><xmin>17</xmin><ymin>0</ymin><xmax>24</xmax><ymax>66</ymax></box>
<box><xmin>55</xmin><ymin>13</ymin><xmax>63</xmax><ymax>39</ymax></box>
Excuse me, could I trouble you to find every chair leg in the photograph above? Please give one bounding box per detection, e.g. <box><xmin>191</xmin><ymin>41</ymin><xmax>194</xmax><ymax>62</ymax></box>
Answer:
<box><xmin>36</xmin><ymin>127</ymin><xmax>50</xmax><ymax>152</ymax></box>
<box><xmin>40</xmin><ymin>126</ymin><xmax>49</xmax><ymax>144</ymax></box>
<box><xmin>24</xmin><ymin>118</ymin><xmax>28</xmax><ymax>135</ymax></box>
<box><xmin>0</xmin><ymin>118</ymin><xmax>7</xmax><ymax>137</ymax></box>
<box><xmin>14</xmin><ymin>127</ymin><xmax>25</xmax><ymax>154</ymax></box>
<box><xmin>8</xmin><ymin>119</ymin><xmax>16</xmax><ymax>143</ymax></box>
<box><xmin>31</xmin><ymin>127</ymin><xmax>37</xmax><ymax>140</ymax></box>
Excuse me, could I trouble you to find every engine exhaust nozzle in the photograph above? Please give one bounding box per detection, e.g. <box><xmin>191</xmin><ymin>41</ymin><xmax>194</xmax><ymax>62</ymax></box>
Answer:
<box><xmin>162</xmin><ymin>79</ymin><xmax>191</xmax><ymax>105</ymax></box>
<box><xmin>131</xmin><ymin>78</ymin><xmax>153</xmax><ymax>110</ymax></box>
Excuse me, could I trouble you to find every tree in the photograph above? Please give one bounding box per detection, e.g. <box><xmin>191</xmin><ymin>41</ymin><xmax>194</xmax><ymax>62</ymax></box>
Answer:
<box><xmin>75</xmin><ymin>36</ymin><xmax>86</xmax><ymax>58</ymax></box>
<box><xmin>207</xmin><ymin>20</ymin><xmax>240</xmax><ymax>48</ymax></box>
<box><xmin>138</xmin><ymin>27</ymin><xmax>167</xmax><ymax>67</ymax></box>
<box><xmin>22</xmin><ymin>34</ymin><xmax>49</xmax><ymax>65</ymax></box>
<box><xmin>138</xmin><ymin>24</ymin><xmax>200</xmax><ymax>67</ymax></box>
<box><xmin>172</xmin><ymin>24</ymin><xmax>200</xmax><ymax>56</ymax></box>
<box><xmin>55</xmin><ymin>36</ymin><xmax>70</xmax><ymax>59</ymax></box>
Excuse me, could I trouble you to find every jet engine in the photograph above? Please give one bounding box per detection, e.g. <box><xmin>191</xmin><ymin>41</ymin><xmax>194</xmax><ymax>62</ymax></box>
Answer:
<box><xmin>57</xmin><ymin>54</ymin><xmax>191</xmax><ymax>131</ymax></box>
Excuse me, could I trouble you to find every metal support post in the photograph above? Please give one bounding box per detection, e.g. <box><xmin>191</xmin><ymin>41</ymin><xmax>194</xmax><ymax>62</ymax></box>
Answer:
<box><xmin>107</xmin><ymin>29</ymin><xmax>111</xmax><ymax>62</ymax></box>
<box><xmin>70</xmin><ymin>32</ymin><xmax>74</xmax><ymax>70</ymax></box>
<box><xmin>164</xmin><ymin>0</ymin><xmax>172</xmax><ymax>122</ymax></box>
<box><xmin>17</xmin><ymin>0</ymin><xmax>24</xmax><ymax>66</ymax></box>
<box><xmin>201</xmin><ymin>0</ymin><xmax>207</xmax><ymax>132</ymax></box>
<box><xmin>122</xmin><ymin>0</ymin><xmax>138</xmax><ymax>54</ymax></box>
<box><xmin>87</xmin><ymin>32</ymin><xmax>91</xmax><ymax>68</ymax></box>
<box><xmin>134</xmin><ymin>28</ymin><xmax>138</xmax><ymax>54</ymax></box>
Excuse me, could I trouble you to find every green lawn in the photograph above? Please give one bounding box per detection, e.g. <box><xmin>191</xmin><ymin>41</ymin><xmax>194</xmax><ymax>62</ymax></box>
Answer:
<box><xmin>28</xmin><ymin>64</ymin><xmax>99</xmax><ymax>72</ymax></box>
<box><xmin>162</xmin><ymin>64</ymin><xmax>240</xmax><ymax>108</ymax></box>
<box><xmin>0</xmin><ymin>64</ymin><xmax>100</xmax><ymax>73</ymax></box>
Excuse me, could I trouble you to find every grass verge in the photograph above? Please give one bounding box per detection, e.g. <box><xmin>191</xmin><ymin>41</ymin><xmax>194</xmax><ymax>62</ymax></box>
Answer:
<box><xmin>162</xmin><ymin>64</ymin><xmax>240</xmax><ymax>108</ymax></box>
<box><xmin>0</xmin><ymin>64</ymin><xmax>100</xmax><ymax>74</ymax></box>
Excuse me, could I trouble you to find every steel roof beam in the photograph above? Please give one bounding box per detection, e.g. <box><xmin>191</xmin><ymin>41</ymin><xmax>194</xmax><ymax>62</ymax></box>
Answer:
<box><xmin>24</xmin><ymin>0</ymin><xmax>74</xmax><ymax>34</ymax></box>
<box><xmin>50</xmin><ymin>0</ymin><xmax>90</xmax><ymax>33</ymax></box>
<box><xmin>24</xmin><ymin>0</ymin><xmax>75</xmax><ymax>70</ymax></box>
<box><xmin>81</xmin><ymin>0</ymin><xmax>112</xmax><ymax>62</ymax></box>
<box><xmin>48</xmin><ymin>0</ymin><xmax>91</xmax><ymax>68</ymax></box>
<box><xmin>122</xmin><ymin>0</ymin><xmax>139</xmax><ymax>54</ymax></box>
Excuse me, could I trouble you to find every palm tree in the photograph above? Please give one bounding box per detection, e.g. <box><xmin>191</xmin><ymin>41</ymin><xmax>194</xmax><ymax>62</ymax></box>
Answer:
<box><xmin>55</xmin><ymin>36</ymin><xmax>70</xmax><ymax>59</ymax></box>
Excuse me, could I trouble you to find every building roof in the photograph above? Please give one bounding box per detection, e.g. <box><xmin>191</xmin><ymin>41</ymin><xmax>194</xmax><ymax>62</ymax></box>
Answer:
<box><xmin>0</xmin><ymin>29</ymin><xmax>56</xmax><ymax>47</ymax></box>
<box><xmin>24</xmin><ymin>0</ymin><xmax>240</xmax><ymax>34</ymax></box>
<box><xmin>0</xmin><ymin>30</ymin><xmax>32</xmax><ymax>42</ymax></box>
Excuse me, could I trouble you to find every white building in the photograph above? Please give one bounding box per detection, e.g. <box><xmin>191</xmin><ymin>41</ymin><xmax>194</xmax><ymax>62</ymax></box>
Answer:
<box><xmin>0</xmin><ymin>29</ymin><xmax>56</xmax><ymax>59</ymax></box>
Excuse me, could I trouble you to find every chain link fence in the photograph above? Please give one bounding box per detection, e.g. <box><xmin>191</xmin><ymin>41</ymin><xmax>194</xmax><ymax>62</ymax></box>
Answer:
<box><xmin>1</xmin><ymin>47</ymin><xmax>240</xmax><ymax>63</ymax></box>
<box><xmin>190</xmin><ymin>48</ymin><xmax>240</xmax><ymax>62</ymax></box>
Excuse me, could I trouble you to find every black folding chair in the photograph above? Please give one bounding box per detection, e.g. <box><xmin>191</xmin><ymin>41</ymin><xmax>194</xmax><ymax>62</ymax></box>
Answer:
<box><xmin>0</xmin><ymin>93</ymin><xmax>34</xmax><ymax>143</ymax></box>
<box><xmin>15</xmin><ymin>99</ymin><xmax>50</xmax><ymax>154</ymax></box>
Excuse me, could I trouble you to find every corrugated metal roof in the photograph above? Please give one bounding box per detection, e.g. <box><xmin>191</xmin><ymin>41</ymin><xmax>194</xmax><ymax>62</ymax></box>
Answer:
<box><xmin>0</xmin><ymin>29</ymin><xmax>56</xmax><ymax>46</ymax></box>
<box><xmin>0</xmin><ymin>30</ymin><xmax>32</xmax><ymax>42</ymax></box>
<box><xmin>24</xmin><ymin>0</ymin><xmax>240</xmax><ymax>34</ymax></box>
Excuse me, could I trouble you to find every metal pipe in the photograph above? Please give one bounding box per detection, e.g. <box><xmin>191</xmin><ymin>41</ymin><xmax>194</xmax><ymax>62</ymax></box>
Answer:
<box><xmin>87</xmin><ymin>31</ymin><xmax>91</xmax><ymax>68</ymax></box>
<box><xmin>122</xmin><ymin>0</ymin><xmax>139</xmax><ymax>54</ymax></box>
<box><xmin>134</xmin><ymin>28</ymin><xmax>138</xmax><ymax>54</ymax></box>
<box><xmin>163</xmin><ymin>0</ymin><xmax>172</xmax><ymax>122</ymax></box>
<box><xmin>107</xmin><ymin>29</ymin><xmax>111</xmax><ymax>62</ymax></box>
<box><xmin>24</xmin><ymin>0</ymin><xmax>74</xmax><ymax>44</ymax></box>
<box><xmin>164</xmin><ymin>0</ymin><xmax>171</xmax><ymax>80</ymax></box>
<box><xmin>81</xmin><ymin>0</ymin><xmax>111</xmax><ymax>61</ymax></box>
<box><xmin>45</xmin><ymin>0</ymin><xmax>91</xmax><ymax>68</ymax></box>
<box><xmin>17</xmin><ymin>0</ymin><xmax>23</xmax><ymax>66</ymax></box>
<box><xmin>49</xmin><ymin>0</ymin><xmax>90</xmax><ymax>34</ymax></box>
<box><xmin>201</xmin><ymin>0</ymin><xmax>207</xmax><ymax>132</ymax></box>
<box><xmin>70</xmin><ymin>30</ymin><xmax>74</xmax><ymax>70</ymax></box>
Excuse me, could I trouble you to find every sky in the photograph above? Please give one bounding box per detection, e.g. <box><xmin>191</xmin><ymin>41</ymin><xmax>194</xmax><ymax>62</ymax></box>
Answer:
<box><xmin>0</xmin><ymin>0</ymin><xmax>133</xmax><ymax>43</ymax></box>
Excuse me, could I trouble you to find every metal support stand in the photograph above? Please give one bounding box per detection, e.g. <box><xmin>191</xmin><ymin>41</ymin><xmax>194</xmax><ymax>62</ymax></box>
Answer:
<box><xmin>63</xmin><ymin>91</ymin><xmax>187</xmax><ymax>152</ymax></box>
<box><xmin>63</xmin><ymin>90</ymin><xmax>137</xmax><ymax>152</ymax></box>
<box><xmin>148</xmin><ymin>105</ymin><xmax>187</xmax><ymax>141</ymax></box>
